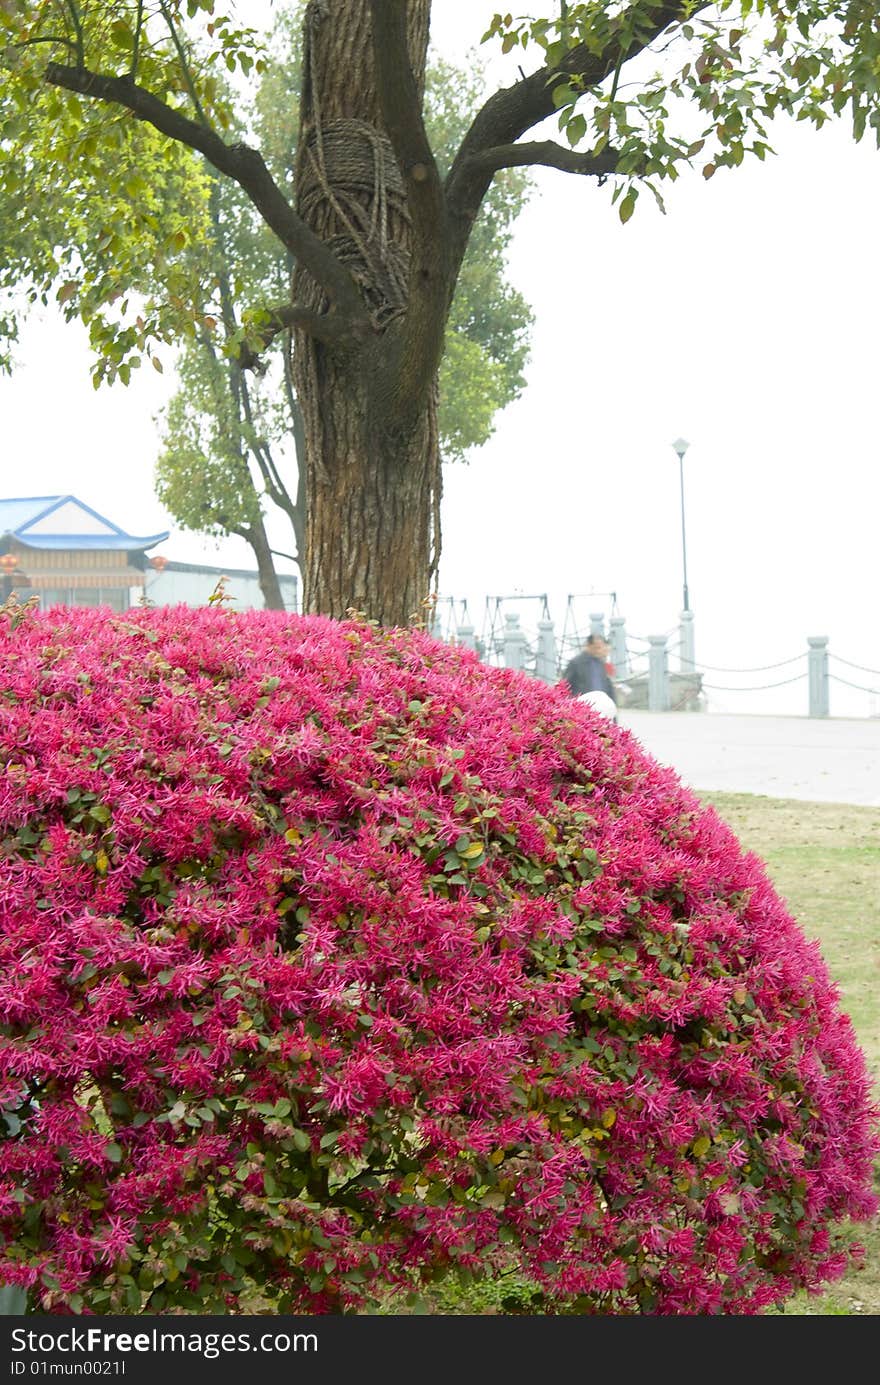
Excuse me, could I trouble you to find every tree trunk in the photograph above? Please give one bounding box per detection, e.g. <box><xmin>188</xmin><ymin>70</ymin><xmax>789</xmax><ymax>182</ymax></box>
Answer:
<box><xmin>286</xmin><ymin>362</ymin><xmax>307</xmax><ymax>581</ymax></box>
<box><xmin>303</xmin><ymin>373</ymin><xmax>439</xmax><ymax>622</ymax></box>
<box><xmin>292</xmin><ymin>0</ymin><xmax>441</xmax><ymax>625</ymax></box>
<box><xmin>246</xmin><ymin>516</ymin><xmax>287</xmax><ymax>610</ymax></box>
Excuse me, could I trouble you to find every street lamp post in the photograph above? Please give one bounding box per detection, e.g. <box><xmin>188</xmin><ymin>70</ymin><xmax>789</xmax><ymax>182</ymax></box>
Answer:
<box><xmin>671</xmin><ymin>437</ymin><xmax>690</xmax><ymax>613</ymax></box>
<box><xmin>670</xmin><ymin>438</ymin><xmax>696</xmax><ymax>679</ymax></box>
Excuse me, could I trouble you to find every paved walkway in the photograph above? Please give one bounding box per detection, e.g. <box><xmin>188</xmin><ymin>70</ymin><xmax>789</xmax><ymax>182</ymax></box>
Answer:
<box><xmin>618</xmin><ymin>711</ymin><xmax>880</xmax><ymax>807</ymax></box>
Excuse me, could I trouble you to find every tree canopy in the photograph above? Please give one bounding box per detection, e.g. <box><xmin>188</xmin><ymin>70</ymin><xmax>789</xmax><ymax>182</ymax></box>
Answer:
<box><xmin>1</xmin><ymin>1</ymin><xmax>878</xmax><ymax>620</ymax></box>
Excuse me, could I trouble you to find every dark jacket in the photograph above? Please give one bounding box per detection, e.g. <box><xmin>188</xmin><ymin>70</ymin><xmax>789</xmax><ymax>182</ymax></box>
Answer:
<box><xmin>562</xmin><ymin>651</ymin><xmax>617</xmax><ymax>704</ymax></box>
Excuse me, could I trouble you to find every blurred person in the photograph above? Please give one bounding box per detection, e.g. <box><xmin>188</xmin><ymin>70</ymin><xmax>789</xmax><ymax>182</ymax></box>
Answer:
<box><xmin>563</xmin><ymin>633</ymin><xmax>618</xmax><ymax>709</ymax></box>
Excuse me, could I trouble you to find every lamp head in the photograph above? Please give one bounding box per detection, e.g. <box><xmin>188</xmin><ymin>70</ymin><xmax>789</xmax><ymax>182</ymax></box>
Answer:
<box><xmin>671</xmin><ymin>437</ymin><xmax>690</xmax><ymax>460</ymax></box>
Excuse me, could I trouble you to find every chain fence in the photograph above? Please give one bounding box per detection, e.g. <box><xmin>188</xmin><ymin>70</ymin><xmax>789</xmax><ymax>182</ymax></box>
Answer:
<box><xmin>433</xmin><ymin>594</ymin><xmax>880</xmax><ymax>719</ymax></box>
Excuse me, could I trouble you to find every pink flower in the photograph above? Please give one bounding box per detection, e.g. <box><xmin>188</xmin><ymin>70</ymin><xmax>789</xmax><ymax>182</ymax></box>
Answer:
<box><xmin>0</xmin><ymin>606</ymin><xmax>875</xmax><ymax>1315</ymax></box>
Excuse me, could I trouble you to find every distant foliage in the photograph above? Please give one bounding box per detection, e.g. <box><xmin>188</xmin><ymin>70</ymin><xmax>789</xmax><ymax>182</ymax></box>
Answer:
<box><xmin>0</xmin><ymin>606</ymin><xmax>876</xmax><ymax>1314</ymax></box>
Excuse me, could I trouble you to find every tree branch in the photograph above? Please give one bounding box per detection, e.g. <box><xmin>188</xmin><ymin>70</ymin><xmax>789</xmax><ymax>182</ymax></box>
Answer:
<box><xmin>157</xmin><ymin>0</ymin><xmax>210</xmax><ymax>127</ymax></box>
<box><xmin>368</xmin><ymin>0</ymin><xmax>448</xmax><ymax>416</ymax></box>
<box><xmin>445</xmin><ymin>3</ymin><xmax>705</xmax><ymax>279</ymax></box>
<box><xmin>284</xmin><ymin>352</ymin><xmax>307</xmax><ymax>574</ymax></box>
<box><xmin>238</xmin><ymin>369</ymin><xmax>294</xmax><ymax>521</ymax></box>
<box><xmin>461</xmin><ymin>139</ymin><xmax>623</xmax><ymax>179</ymax></box>
<box><xmin>130</xmin><ymin>0</ymin><xmax>144</xmax><ymax>81</ymax></box>
<box><xmin>43</xmin><ymin>61</ymin><xmax>370</xmax><ymax>336</ymax></box>
<box><xmin>239</xmin><ymin>303</ymin><xmax>354</xmax><ymax>366</ymax></box>
<box><xmin>15</xmin><ymin>35</ymin><xmax>79</xmax><ymax>52</ymax></box>
<box><xmin>62</xmin><ymin>0</ymin><xmax>85</xmax><ymax>65</ymax></box>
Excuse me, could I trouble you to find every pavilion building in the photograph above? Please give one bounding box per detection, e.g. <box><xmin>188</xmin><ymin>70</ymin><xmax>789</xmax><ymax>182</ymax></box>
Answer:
<box><xmin>0</xmin><ymin>495</ymin><xmax>297</xmax><ymax>612</ymax></box>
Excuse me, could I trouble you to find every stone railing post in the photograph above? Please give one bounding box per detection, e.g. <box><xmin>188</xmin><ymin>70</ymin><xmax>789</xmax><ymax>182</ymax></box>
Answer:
<box><xmin>535</xmin><ymin>619</ymin><xmax>557</xmax><ymax>683</ymax></box>
<box><xmin>589</xmin><ymin>611</ymin><xmax>605</xmax><ymax>638</ymax></box>
<box><xmin>608</xmin><ymin>615</ymin><xmax>628</xmax><ymax>679</ymax></box>
<box><xmin>808</xmin><ymin>636</ymin><xmax>829</xmax><ymax>718</ymax></box>
<box><xmin>648</xmin><ymin>634</ymin><xmax>670</xmax><ymax>711</ymax></box>
<box><xmin>679</xmin><ymin>609</ymin><xmax>695</xmax><ymax>672</ymax></box>
<box><xmin>456</xmin><ymin>623</ymin><xmax>476</xmax><ymax>653</ymax></box>
<box><xmin>502</xmin><ymin>613</ymin><xmax>528</xmax><ymax>671</ymax></box>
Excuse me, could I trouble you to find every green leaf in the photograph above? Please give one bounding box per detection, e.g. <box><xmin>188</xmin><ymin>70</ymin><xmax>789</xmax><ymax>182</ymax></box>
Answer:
<box><xmin>566</xmin><ymin>113</ymin><xmax>587</xmax><ymax>147</ymax></box>
<box><xmin>618</xmin><ymin>189</ymin><xmax>637</xmax><ymax>223</ymax></box>
<box><xmin>481</xmin><ymin>1191</ymin><xmax>506</xmax><ymax>1209</ymax></box>
<box><xmin>458</xmin><ymin>841</ymin><xmax>484</xmax><ymax>861</ymax></box>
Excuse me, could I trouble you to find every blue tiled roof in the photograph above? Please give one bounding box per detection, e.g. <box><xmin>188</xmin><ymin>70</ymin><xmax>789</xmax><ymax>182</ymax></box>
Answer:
<box><xmin>0</xmin><ymin>497</ymin><xmax>61</xmax><ymax>532</ymax></box>
<box><xmin>0</xmin><ymin>495</ymin><xmax>169</xmax><ymax>551</ymax></box>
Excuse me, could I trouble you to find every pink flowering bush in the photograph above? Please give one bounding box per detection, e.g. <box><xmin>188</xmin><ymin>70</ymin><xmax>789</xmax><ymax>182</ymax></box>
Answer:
<box><xmin>0</xmin><ymin>604</ymin><xmax>877</xmax><ymax>1315</ymax></box>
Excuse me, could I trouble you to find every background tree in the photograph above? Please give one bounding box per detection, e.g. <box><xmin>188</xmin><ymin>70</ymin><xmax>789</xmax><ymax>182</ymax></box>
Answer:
<box><xmin>1</xmin><ymin>1</ymin><xmax>878</xmax><ymax>621</ymax></box>
<box><xmin>153</xmin><ymin>311</ymin><xmax>288</xmax><ymax>609</ymax></box>
<box><xmin>154</xmin><ymin>21</ymin><xmax>532</xmax><ymax>605</ymax></box>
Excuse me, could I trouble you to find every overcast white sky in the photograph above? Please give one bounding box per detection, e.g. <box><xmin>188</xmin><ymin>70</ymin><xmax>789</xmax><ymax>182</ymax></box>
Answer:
<box><xmin>2</xmin><ymin>1</ymin><xmax>879</xmax><ymax>717</ymax></box>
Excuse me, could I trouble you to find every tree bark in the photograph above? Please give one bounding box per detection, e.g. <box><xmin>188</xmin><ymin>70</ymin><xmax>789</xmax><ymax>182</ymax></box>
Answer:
<box><xmin>302</xmin><ymin>374</ymin><xmax>439</xmax><ymax>623</ymax></box>
<box><xmin>228</xmin><ymin>514</ymin><xmax>287</xmax><ymax>610</ymax></box>
<box><xmin>247</xmin><ymin>515</ymin><xmax>288</xmax><ymax>611</ymax></box>
<box><xmin>291</xmin><ymin>0</ymin><xmax>441</xmax><ymax>625</ymax></box>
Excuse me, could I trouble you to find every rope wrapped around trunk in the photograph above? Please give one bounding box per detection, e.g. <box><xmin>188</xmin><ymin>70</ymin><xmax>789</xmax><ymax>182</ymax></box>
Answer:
<box><xmin>297</xmin><ymin>118</ymin><xmax>411</xmax><ymax>329</ymax></box>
